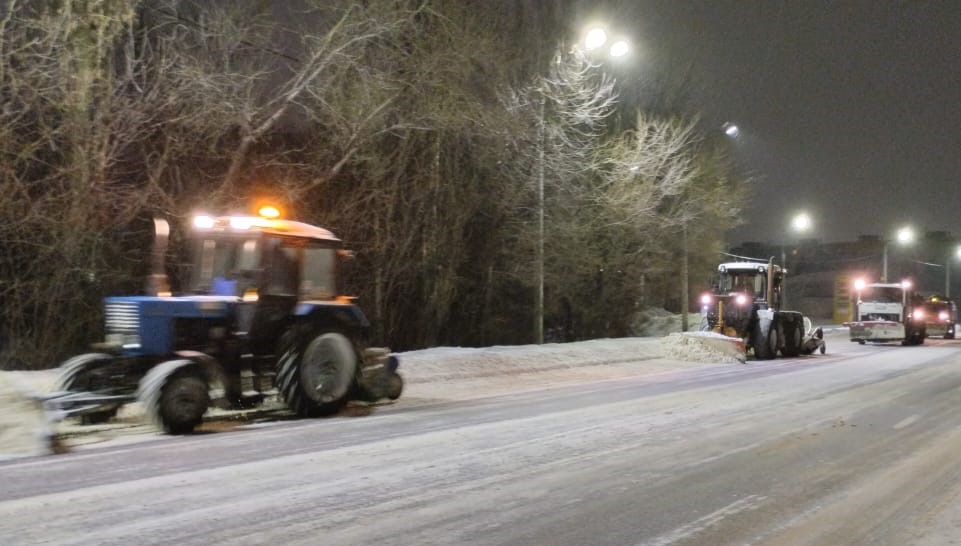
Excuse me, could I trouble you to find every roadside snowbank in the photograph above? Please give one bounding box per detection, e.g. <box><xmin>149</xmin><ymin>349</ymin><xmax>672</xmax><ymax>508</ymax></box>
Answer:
<box><xmin>400</xmin><ymin>337</ymin><xmax>666</xmax><ymax>383</ymax></box>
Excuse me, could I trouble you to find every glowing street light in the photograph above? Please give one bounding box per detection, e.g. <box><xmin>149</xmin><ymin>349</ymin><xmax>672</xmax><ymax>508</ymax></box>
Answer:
<box><xmin>722</xmin><ymin>122</ymin><xmax>740</xmax><ymax>138</ymax></box>
<box><xmin>584</xmin><ymin>28</ymin><xmax>607</xmax><ymax>50</ymax></box>
<box><xmin>609</xmin><ymin>39</ymin><xmax>630</xmax><ymax>57</ymax></box>
<box><xmin>896</xmin><ymin>226</ymin><xmax>915</xmax><ymax>244</ymax></box>
<box><xmin>791</xmin><ymin>212</ymin><xmax>812</xmax><ymax>233</ymax></box>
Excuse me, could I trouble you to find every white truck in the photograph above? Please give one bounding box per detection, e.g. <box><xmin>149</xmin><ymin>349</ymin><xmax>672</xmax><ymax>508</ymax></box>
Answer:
<box><xmin>847</xmin><ymin>279</ymin><xmax>925</xmax><ymax>345</ymax></box>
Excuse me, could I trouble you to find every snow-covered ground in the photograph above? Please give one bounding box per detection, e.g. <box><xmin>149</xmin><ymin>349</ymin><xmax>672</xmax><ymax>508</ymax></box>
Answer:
<box><xmin>0</xmin><ymin>309</ymin><xmax>776</xmax><ymax>458</ymax></box>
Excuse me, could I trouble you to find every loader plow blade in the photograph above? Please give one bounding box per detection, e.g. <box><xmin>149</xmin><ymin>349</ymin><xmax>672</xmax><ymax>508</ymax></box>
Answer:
<box><xmin>662</xmin><ymin>331</ymin><xmax>746</xmax><ymax>364</ymax></box>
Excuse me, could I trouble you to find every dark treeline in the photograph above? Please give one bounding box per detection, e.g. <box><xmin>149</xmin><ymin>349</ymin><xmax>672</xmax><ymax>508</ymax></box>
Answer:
<box><xmin>0</xmin><ymin>0</ymin><xmax>747</xmax><ymax>369</ymax></box>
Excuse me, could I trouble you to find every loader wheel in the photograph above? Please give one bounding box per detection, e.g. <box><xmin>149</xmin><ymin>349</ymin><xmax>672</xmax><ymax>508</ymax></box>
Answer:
<box><xmin>277</xmin><ymin>331</ymin><xmax>357</xmax><ymax>417</ymax></box>
<box><xmin>55</xmin><ymin>353</ymin><xmax>121</xmax><ymax>424</ymax></box>
<box><xmin>781</xmin><ymin>321</ymin><xmax>802</xmax><ymax>357</ymax></box>
<box><xmin>139</xmin><ymin>360</ymin><xmax>209</xmax><ymax>434</ymax></box>
<box><xmin>752</xmin><ymin>323</ymin><xmax>777</xmax><ymax>360</ymax></box>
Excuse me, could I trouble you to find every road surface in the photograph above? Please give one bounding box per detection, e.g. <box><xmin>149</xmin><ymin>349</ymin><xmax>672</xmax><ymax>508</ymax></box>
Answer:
<box><xmin>3</xmin><ymin>332</ymin><xmax>961</xmax><ymax>545</ymax></box>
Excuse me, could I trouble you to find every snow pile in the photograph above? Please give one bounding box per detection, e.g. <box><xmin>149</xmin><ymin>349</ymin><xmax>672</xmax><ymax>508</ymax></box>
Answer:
<box><xmin>0</xmin><ymin>373</ymin><xmax>53</xmax><ymax>459</ymax></box>
<box><xmin>660</xmin><ymin>331</ymin><xmax>746</xmax><ymax>364</ymax></box>
<box><xmin>633</xmin><ymin>308</ymin><xmax>704</xmax><ymax>336</ymax></box>
<box><xmin>399</xmin><ymin>337</ymin><xmax>666</xmax><ymax>384</ymax></box>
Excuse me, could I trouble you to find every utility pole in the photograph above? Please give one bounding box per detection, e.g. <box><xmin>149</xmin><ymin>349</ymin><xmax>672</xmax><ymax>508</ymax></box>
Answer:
<box><xmin>681</xmin><ymin>225</ymin><xmax>689</xmax><ymax>331</ymax></box>
<box><xmin>535</xmin><ymin>94</ymin><xmax>545</xmax><ymax>344</ymax></box>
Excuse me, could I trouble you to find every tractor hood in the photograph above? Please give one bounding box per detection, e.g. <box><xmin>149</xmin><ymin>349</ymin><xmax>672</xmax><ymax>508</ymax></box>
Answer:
<box><xmin>102</xmin><ymin>295</ymin><xmax>239</xmax><ymax>356</ymax></box>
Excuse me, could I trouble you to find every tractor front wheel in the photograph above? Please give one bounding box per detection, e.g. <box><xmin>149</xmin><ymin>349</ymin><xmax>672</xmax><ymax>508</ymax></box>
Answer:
<box><xmin>138</xmin><ymin>360</ymin><xmax>210</xmax><ymax>434</ymax></box>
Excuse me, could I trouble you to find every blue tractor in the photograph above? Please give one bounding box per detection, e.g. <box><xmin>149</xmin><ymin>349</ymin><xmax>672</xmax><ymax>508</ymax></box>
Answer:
<box><xmin>51</xmin><ymin>211</ymin><xmax>402</xmax><ymax>433</ymax></box>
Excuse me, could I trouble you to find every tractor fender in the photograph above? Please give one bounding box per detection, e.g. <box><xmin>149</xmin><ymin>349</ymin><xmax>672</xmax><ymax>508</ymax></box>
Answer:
<box><xmin>756</xmin><ymin>309</ymin><xmax>775</xmax><ymax>338</ymax></box>
<box><xmin>174</xmin><ymin>350</ymin><xmax>227</xmax><ymax>390</ymax></box>
<box><xmin>295</xmin><ymin>302</ymin><xmax>370</xmax><ymax>330</ymax></box>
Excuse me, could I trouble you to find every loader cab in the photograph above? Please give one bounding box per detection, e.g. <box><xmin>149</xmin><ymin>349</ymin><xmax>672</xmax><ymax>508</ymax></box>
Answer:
<box><xmin>715</xmin><ymin>262</ymin><xmax>784</xmax><ymax>309</ymax></box>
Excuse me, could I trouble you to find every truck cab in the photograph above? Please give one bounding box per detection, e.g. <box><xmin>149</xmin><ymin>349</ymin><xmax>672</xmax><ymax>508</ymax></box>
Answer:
<box><xmin>920</xmin><ymin>295</ymin><xmax>956</xmax><ymax>339</ymax></box>
<box><xmin>848</xmin><ymin>279</ymin><xmax>925</xmax><ymax>345</ymax></box>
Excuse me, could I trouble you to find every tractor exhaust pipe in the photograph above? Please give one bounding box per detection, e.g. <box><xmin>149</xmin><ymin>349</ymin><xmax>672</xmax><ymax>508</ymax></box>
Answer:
<box><xmin>145</xmin><ymin>218</ymin><xmax>171</xmax><ymax>297</ymax></box>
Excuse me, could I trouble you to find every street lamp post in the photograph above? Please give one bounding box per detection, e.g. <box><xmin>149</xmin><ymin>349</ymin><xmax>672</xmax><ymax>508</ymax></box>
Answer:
<box><xmin>678</xmin><ymin>123</ymin><xmax>740</xmax><ymax>332</ymax></box>
<box><xmin>780</xmin><ymin>212</ymin><xmax>812</xmax><ymax>309</ymax></box>
<box><xmin>534</xmin><ymin>26</ymin><xmax>628</xmax><ymax>344</ymax></box>
<box><xmin>881</xmin><ymin>226</ymin><xmax>914</xmax><ymax>282</ymax></box>
<box><xmin>943</xmin><ymin>245</ymin><xmax>961</xmax><ymax>298</ymax></box>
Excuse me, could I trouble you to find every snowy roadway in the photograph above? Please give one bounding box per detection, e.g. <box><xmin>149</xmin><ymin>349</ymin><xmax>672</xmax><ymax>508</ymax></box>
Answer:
<box><xmin>4</xmin><ymin>331</ymin><xmax>961</xmax><ymax>545</ymax></box>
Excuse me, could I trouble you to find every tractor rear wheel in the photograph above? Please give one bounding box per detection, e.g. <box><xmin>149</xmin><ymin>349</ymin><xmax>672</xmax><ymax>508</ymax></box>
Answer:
<box><xmin>138</xmin><ymin>360</ymin><xmax>210</xmax><ymax>434</ymax></box>
<box><xmin>277</xmin><ymin>331</ymin><xmax>357</xmax><ymax>417</ymax></box>
<box><xmin>55</xmin><ymin>353</ymin><xmax>121</xmax><ymax>424</ymax></box>
<box><xmin>781</xmin><ymin>320</ymin><xmax>802</xmax><ymax>357</ymax></box>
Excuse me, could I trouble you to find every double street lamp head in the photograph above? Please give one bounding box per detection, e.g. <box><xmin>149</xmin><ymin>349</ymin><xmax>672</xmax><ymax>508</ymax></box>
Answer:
<box><xmin>582</xmin><ymin>26</ymin><xmax>630</xmax><ymax>58</ymax></box>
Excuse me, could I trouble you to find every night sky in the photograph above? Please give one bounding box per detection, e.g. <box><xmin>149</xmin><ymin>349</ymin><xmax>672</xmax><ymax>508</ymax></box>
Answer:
<box><xmin>577</xmin><ymin>1</ymin><xmax>961</xmax><ymax>244</ymax></box>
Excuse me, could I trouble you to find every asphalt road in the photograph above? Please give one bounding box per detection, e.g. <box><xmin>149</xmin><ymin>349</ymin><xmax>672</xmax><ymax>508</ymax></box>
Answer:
<box><xmin>4</xmin><ymin>333</ymin><xmax>961</xmax><ymax>546</ymax></box>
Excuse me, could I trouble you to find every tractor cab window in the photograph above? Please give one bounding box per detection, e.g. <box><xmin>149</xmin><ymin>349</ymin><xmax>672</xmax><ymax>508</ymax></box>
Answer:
<box><xmin>718</xmin><ymin>271</ymin><xmax>766</xmax><ymax>300</ymax></box>
<box><xmin>265</xmin><ymin>241</ymin><xmax>300</xmax><ymax>296</ymax></box>
<box><xmin>190</xmin><ymin>238</ymin><xmax>260</xmax><ymax>296</ymax></box>
<box><xmin>300</xmin><ymin>246</ymin><xmax>338</xmax><ymax>300</ymax></box>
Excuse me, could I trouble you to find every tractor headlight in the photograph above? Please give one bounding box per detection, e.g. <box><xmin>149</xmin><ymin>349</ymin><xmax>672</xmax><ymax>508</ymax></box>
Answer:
<box><xmin>105</xmin><ymin>333</ymin><xmax>141</xmax><ymax>350</ymax></box>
